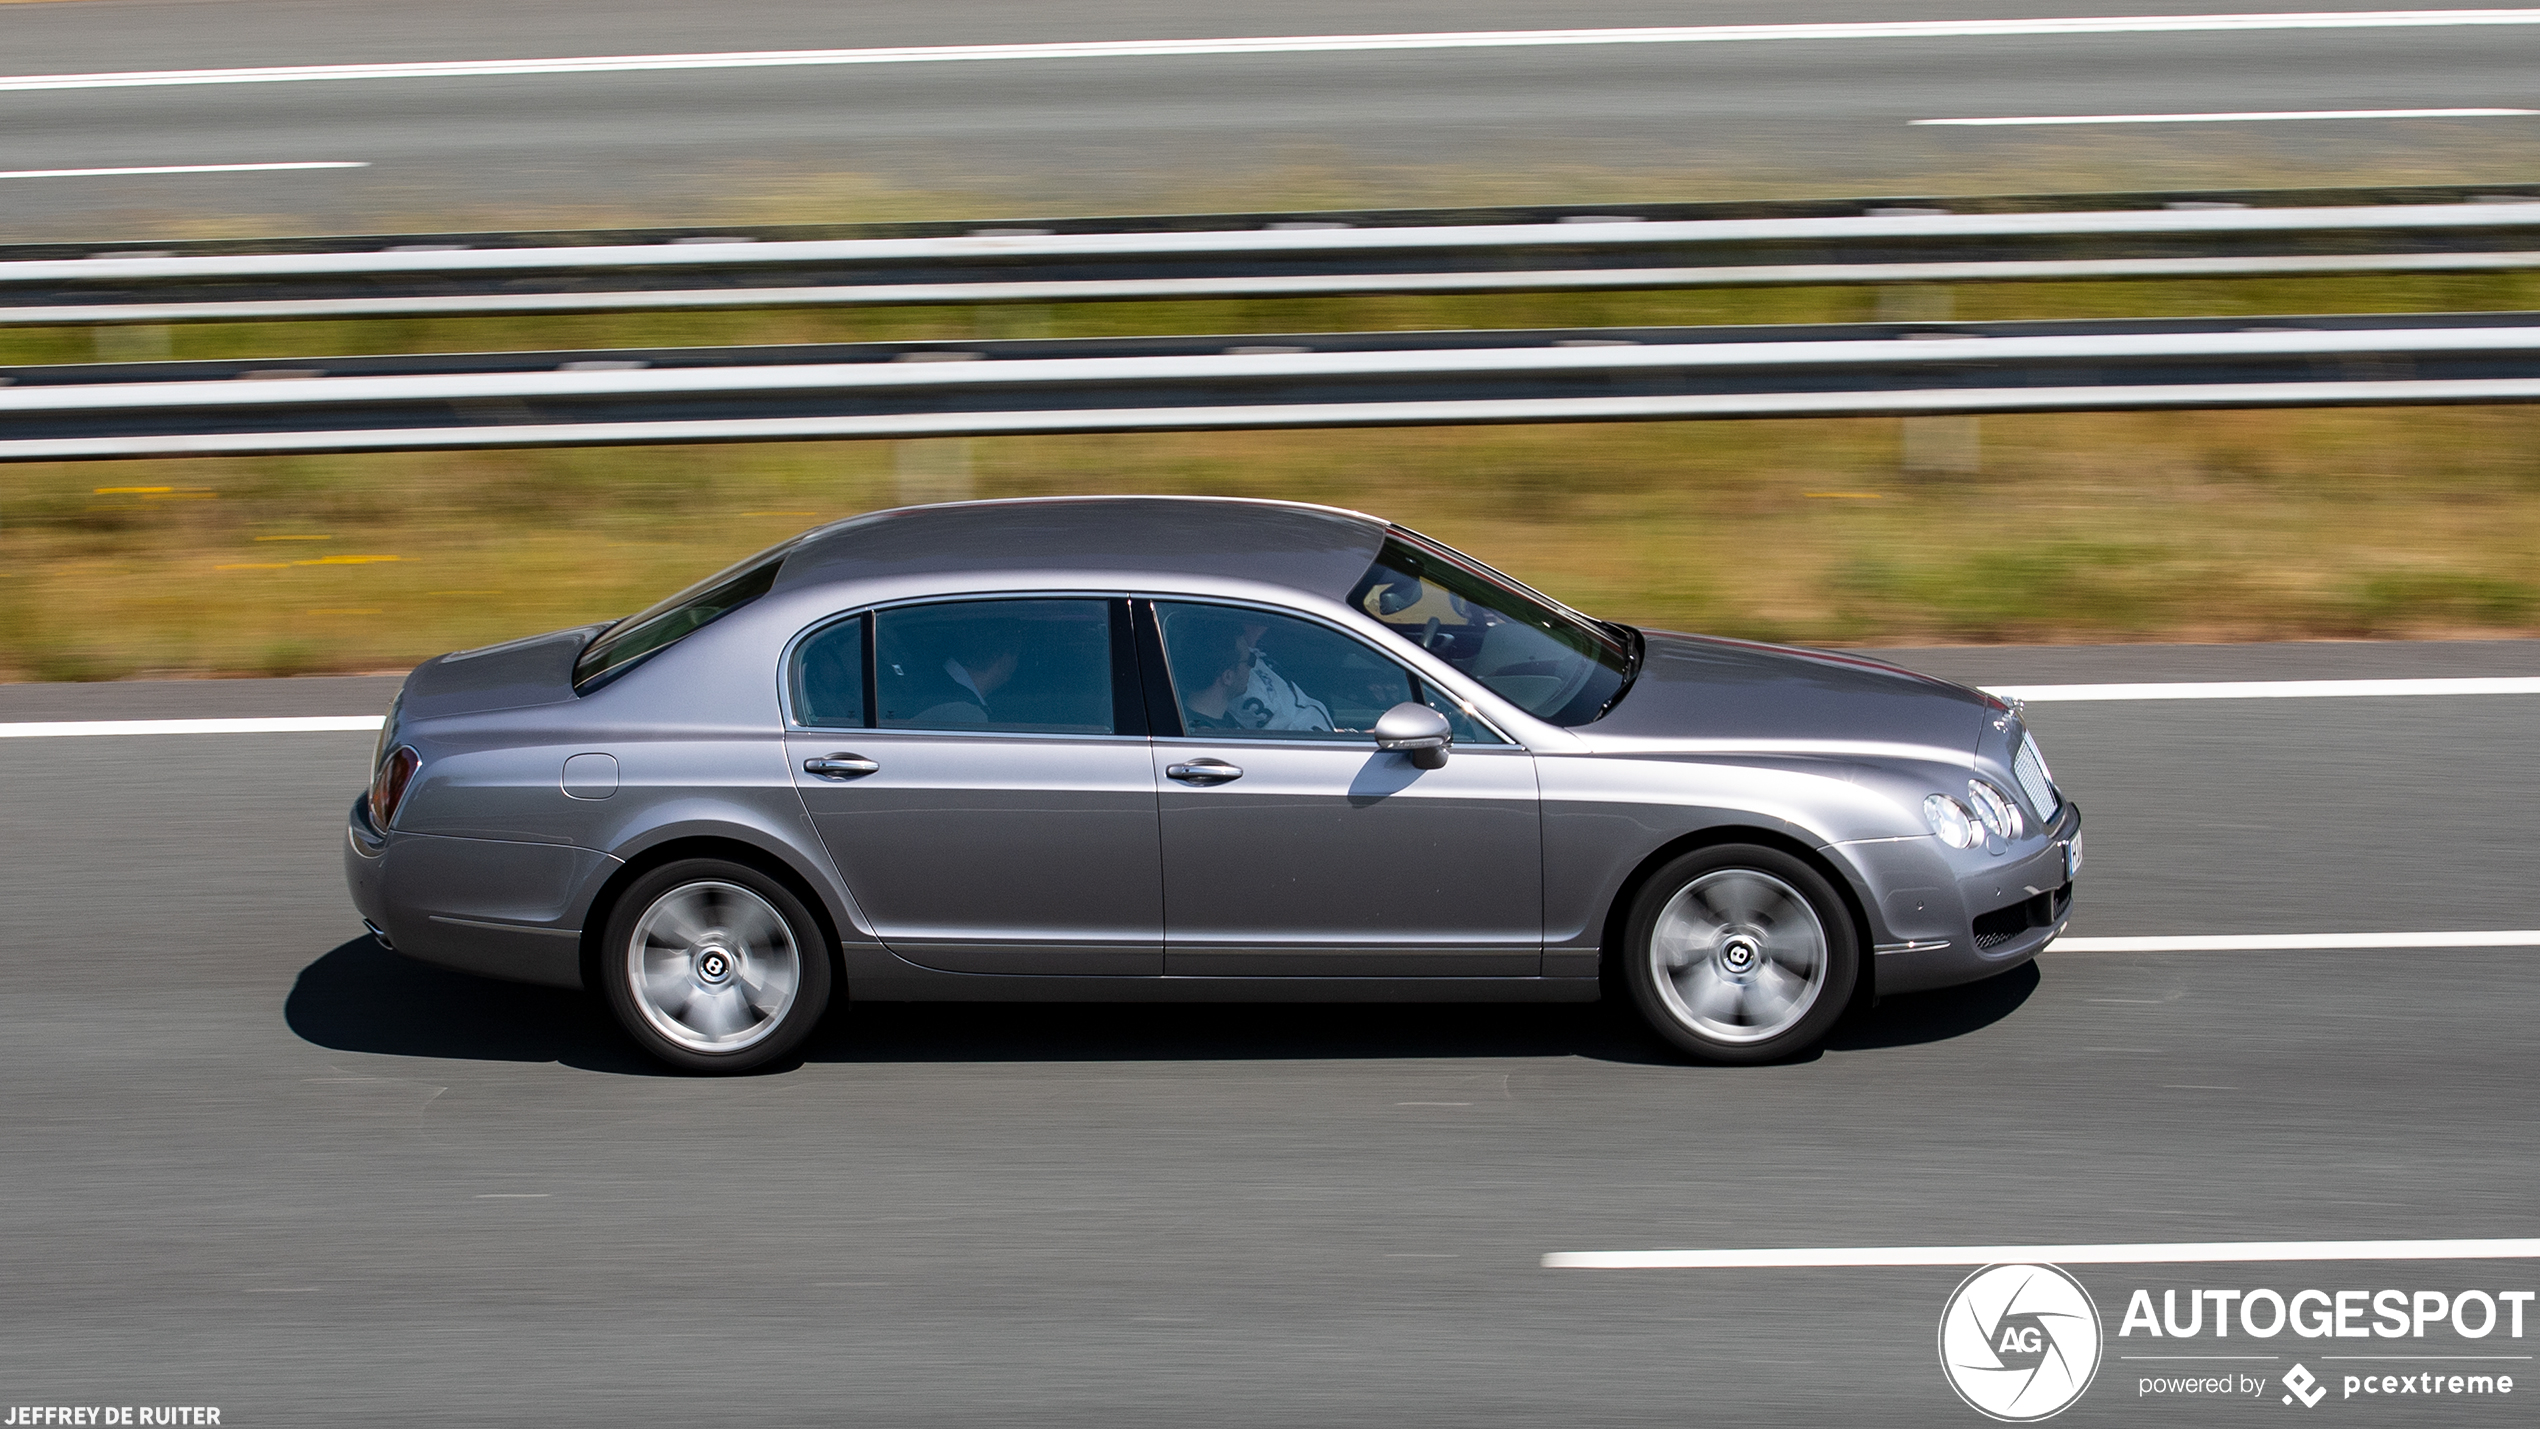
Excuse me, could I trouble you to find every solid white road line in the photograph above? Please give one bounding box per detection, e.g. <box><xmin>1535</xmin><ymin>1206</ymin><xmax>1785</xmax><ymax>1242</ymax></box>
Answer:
<box><xmin>0</xmin><ymin>162</ymin><xmax>367</xmax><ymax>180</ymax></box>
<box><xmin>4</xmin><ymin>12</ymin><xmax>2540</xmax><ymax>92</ymax></box>
<box><xmin>0</xmin><ymin>715</ymin><xmax>383</xmax><ymax>738</ymax></box>
<box><xmin>1988</xmin><ymin>676</ymin><xmax>2540</xmax><ymax>700</ymax></box>
<box><xmin>1917</xmin><ymin>107</ymin><xmax>2537</xmax><ymax>125</ymax></box>
<box><xmin>1543</xmin><ymin>1238</ymin><xmax>2540</xmax><ymax>1270</ymax></box>
<box><xmin>2055</xmin><ymin>930</ymin><xmax>2540</xmax><ymax>952</ymax></box>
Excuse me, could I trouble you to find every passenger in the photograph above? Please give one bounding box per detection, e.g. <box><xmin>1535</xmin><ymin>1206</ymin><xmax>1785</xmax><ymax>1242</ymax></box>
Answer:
<box><xmin>890</xmin><ymin>621</ymin><xmax>1021</xmax><ymax>726</ymax></box>
<box><xmin>1167</xmin><ymin>612</ymin><xmax>1333</xmax><ymax>733</ymax></box>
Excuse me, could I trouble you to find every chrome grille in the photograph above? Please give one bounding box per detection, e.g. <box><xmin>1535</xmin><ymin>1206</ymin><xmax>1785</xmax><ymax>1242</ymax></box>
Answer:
<box><xmin>2013</xmin><ymin>732</ymin><xmax>2059</xmax><ymax>819</ymax></box>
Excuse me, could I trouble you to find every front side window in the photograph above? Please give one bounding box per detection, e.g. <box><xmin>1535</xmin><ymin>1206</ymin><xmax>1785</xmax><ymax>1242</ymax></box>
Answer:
<box><xmin>874</xmin><ymin>599</ymin><xmax>1113</xmax><ymax>734</ymax></box>
<box><xmin>574</xmin><ymin>540</ymin><xmax>798</xmax><ymax>693</ymax></box>
<box><xmin>1155</xmin><ymin>602</ymin><xmax>1420</xmax><ymax>741</ymax></box>
<box><xmin>1345</xmin><ymin>529</ymin><xmax>1632</xmax><ymax>725</ymax></box>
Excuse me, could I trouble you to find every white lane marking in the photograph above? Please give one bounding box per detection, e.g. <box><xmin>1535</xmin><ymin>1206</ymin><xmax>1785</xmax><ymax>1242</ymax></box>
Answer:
<box><xmin>2057</xmin><ymin>930</ymin><xmax>2540</xmax><ymax>952</ymax></box>
<box><xmin>0</xmin><ymin>715</ymin><xmax>383</xmax><ymax>738</ymax></box>
<box><xmin>5</xmin><ymin>12</ymin><xmax>2540</xmax><ymax>92</ymax></box>
<box><xmin>1989</xmin><ymin>676</ymin><xmax>2540</xmax><ymax>700</ymax></box>
<box><xmin>1917</xmin><ymin>106</ymin><xmax>2538</xmax><ymax>125</ymax></box>
<box><xmin>0</xmin><ymin>161</ymin><xmax>366</xmax><ymax>180</ymax></box>
<box><xmin>1543</xmin><ymin>1238</ymin><xmax>2540</xmax><ymax>1270</ymax></box>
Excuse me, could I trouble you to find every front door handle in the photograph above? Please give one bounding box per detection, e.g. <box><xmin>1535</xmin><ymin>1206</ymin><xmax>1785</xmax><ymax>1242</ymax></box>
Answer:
<box><xmin>804</xmin><ymin>754</ymin><xmax>880</xmax><ymax>780</ymax></box>
<box><xmin>1166</xmin><ymin>758</ymin><xmax>1243</xmax><ymax>785</ymax></box>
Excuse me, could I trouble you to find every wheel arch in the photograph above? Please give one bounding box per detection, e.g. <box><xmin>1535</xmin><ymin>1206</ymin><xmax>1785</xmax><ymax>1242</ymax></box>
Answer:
<box><xmin>578</xmin><ymin>835</ymin><xmax>847</xmax><ymax>994</ymax></box>
<box><xmin>1594</xmin><ymin>825</ymin><xmax>1879</xmax><ymax>1009</ymax></box>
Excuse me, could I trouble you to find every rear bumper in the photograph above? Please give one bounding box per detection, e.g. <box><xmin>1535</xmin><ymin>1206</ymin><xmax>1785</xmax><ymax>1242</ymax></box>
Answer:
<box><xmin>1843</xmin><ymin>799</ymin><xmax>2081</xmax><ymax>997</ymax></box>
<box><xmin>343</xmin><ymin>797</ymin><xmax>605</xmax><ymax>990</ymax></box>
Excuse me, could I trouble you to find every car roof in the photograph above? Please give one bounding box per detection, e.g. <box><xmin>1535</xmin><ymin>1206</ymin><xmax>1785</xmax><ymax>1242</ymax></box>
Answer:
<box><xmin>772</xmin><ymin>495</ymin><xmax>1392</xmax><ymax>598</ymax></box>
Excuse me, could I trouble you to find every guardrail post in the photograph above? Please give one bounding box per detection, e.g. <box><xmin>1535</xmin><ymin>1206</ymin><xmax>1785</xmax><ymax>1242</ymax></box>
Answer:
<box><xmin>1903</xmin><ymin>415</ymin><xmax>1982</xmax><ymax>477</ymax></box>
<box><xmin>894</xmin><ymin>439</ymin><xmax>976</xmax><ymax>503</ymax></box>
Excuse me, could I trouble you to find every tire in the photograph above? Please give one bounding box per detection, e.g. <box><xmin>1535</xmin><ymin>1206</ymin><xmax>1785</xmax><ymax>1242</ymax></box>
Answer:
<box><xmin>598</xmin><ymin>858</ymin><xmax>833</xmax><ymax>1073</ymax></box>
<box><xmin>1620</xmin><ymin>844</ymin><xmax>1859</xmax><ymax>1064</ymax></box>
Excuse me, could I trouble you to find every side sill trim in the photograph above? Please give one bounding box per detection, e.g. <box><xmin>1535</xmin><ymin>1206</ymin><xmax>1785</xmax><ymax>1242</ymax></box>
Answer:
<box><xmin>427</xmin><ymin>914</ymin><xmax>583</xmax><ymax>938</ymax></box>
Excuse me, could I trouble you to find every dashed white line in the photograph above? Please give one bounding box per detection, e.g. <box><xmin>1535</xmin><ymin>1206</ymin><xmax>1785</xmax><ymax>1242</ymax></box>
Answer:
<box><xmin>4</xmin><ymin>13</ymin><xmax>2540</xmax><ymax>92</ymax></box>
<box><xmin>1917</xmin><ymin>107</ymin><xmax>2538</xmax><ymax>126</ymax></box>
<box><xmin>0</xmin><ymin>161</ymin><xmax>367</xmax><ymax>180</ymax></box>
<box><xmin>1542</xmin><ymin>1237</ymin><xmax>2540</xmax><ymax>1270</ymax></box>
<box><xmin>2056</xmin><ymin>930</ymin><xmax>2540</xmax><ymax>953</ymax></box>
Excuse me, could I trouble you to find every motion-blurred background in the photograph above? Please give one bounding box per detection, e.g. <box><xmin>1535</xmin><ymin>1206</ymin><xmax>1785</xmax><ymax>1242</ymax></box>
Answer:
<box><xmin>3</xmin><ymin>0</ymin><xmax>2536</xmax><ymax>676</ymax></box>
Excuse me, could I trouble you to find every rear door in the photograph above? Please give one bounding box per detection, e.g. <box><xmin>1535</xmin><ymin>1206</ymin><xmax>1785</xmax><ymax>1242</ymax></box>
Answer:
<box><xmin>1142</xmin><ymin>599</ymin><xmax>1542</xmax><ymax>977</ymax></box>
<box><xmin>784</xmin><ymin>597</ymin><xmax>1162</xmax><ymax>976</ymax></box>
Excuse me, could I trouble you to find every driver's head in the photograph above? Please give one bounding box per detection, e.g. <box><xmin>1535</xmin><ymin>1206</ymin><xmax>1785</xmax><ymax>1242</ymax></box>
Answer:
<box><xmin>1166</xmin><ymin>612</ymin><xmax>1251</xmax><ymax>700</ymax></box>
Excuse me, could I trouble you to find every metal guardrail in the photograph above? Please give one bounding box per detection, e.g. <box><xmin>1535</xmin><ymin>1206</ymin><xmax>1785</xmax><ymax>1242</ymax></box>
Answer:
<box><xmin>8</xmin><ymin>312</ymin><xmax>2538</xmax><ymax>461</ymax></box>
<box><xmin>10</xmin><ymin>184</ymin><xmax>2540</xmax><ymax>326</ymax></box>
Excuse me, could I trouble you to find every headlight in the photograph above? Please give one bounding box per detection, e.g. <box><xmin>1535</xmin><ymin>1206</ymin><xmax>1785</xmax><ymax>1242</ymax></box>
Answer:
<box><xmin>1966</xmin><ymin>779</ymin><xmax>2023</xmax><ymax>841</ymax></box>
<box><xmin>1924</xmin><ymin>794</ymin><xmax>1978</xmax><ymax>849</ymax></box>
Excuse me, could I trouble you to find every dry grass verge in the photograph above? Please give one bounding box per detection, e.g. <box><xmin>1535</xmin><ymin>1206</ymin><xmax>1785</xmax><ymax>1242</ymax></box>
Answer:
<box><xmin>4</xmin><ymin>406</ymin><xmax>2536</xmax><ymax>682</ymax></box>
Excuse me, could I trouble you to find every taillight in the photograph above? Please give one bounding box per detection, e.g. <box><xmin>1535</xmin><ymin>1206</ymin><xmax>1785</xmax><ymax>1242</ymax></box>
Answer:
<box><xmin>368</xmin><ymin>746</ymin><xmax>420</xmax><ymax>830</ymax></box>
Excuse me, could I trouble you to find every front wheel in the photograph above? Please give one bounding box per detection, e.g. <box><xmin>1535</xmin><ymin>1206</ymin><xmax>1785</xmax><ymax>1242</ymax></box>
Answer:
<box><xmin>1621</xmin><ymin>845</ymin><xmax>1859</xmax><ymax>1064</ymax></box>
<box><xmin>599</xmin><ymin>859</ymin><xmax>833</xmax><ymax>1073</ymax></box>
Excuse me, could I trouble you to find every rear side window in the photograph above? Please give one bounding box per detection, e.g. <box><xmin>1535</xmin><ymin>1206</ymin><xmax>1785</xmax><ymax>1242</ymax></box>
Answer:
<box><xmin>874</xmin><ymin>599</ymin><xmax>1114</xmax><ymax>734</ymax></box>
<box><xmin>574</xmin><ymin>543</ymin><xmax>795</xmax><ymax>693</ymax></box>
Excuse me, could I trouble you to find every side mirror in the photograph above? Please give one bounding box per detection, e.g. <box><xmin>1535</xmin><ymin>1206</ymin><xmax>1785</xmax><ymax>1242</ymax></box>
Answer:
<box><xmin>1373</xmin><ymin>701</ymin><xmax>1453</xmax><ymax>770</ymax></box>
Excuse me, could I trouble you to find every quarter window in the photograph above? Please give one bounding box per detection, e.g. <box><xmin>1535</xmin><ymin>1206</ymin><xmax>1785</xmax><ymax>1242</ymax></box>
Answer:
<box><xmin>790</xmin><ymin>616</ymin><xmax>867</xmax><ymax>729</ymax></box>
<box><xmin>874</xmin><ymin>599</ymin><xmax>1114</xmax><ymax>734</ymax></box>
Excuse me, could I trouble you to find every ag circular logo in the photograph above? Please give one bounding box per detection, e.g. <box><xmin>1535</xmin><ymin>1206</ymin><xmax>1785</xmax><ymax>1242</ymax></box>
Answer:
<box><xmin>1938</xmin><ymin>1263</ymin><xmax>2103</xmax><ymax>1421</ymax></box>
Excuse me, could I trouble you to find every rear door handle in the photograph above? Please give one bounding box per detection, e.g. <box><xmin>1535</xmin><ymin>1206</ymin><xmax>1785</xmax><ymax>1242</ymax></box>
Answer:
<box><xmin>804</xmin><ymin>754</ymin><xmax>880</xmax><ymax>779</ymax></box>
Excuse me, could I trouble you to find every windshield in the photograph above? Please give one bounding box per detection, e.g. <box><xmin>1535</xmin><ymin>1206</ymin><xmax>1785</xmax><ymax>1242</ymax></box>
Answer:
<box><xmin>1345</xmin><ymin>528</ymin><xmax>1634</xmax><ymax>725</ymax></box>
<box><xmin>572</xmin><ymin>539</ymin><xmax>799</xmax><ymax>692</ymax></box>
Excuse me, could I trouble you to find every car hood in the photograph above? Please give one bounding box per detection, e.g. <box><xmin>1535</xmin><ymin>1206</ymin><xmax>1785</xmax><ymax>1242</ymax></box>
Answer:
<box><xmin>1580</xmin><ymin>631</ymin><xmax>1989</xmax><ymax>755</ymax></box>
<box><xmin>399</xmin><ymin>624</ymin><xmax>599</xmax><ymax>721</ymax></box>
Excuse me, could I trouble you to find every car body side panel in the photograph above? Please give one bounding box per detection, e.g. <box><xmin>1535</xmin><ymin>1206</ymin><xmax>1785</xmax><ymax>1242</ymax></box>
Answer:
<box><xmin>1535</xmin><ymin>753</ymin><xmax>1925</xmax><ymax>973</ymax></box>
<box><xmin>788</xmin><ymin>730</ymin><xmax>1164</xmax><ymax>976</ymax></box>
<box><xmin>1154</xmin><ymin>740</ymin><xmax>1541</xmax><ymax>977</ymax></box>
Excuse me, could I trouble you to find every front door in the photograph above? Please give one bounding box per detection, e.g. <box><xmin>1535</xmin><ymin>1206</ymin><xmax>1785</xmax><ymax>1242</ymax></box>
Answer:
<box><xmin>1145</xmin><ymin>600</ymin><xmax>1541</xmax><ymax>977</ymax></box>
<box><xmin>785</xmin><ymin>597</ymin><xmax>1161</xmax><ymax>976</ymax></box>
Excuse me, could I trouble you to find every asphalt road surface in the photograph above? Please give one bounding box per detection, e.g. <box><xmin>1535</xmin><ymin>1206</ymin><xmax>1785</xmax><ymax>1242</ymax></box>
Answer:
<box><xmin>4</xmin><ymin>1</ymin><xmax>2540</xmax><ymax>236</ymax></box>
<box><xmin>1</xmin><ymin>638</ymin><xmax>2535</xmax><ymax>1426</ymax></box>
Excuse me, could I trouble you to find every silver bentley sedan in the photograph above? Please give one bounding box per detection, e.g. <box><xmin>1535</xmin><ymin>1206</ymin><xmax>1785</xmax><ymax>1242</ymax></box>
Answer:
<box><xmin>345</xmin><ymin>497</ymin><xmax>2079</xmax><ymax>1072</ymax></box>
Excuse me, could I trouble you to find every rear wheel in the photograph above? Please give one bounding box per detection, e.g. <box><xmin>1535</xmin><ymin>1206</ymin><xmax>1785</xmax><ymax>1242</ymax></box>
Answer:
<box><xmin>599</xmin><ymin>859</ymin><xmax>832</xmax><ymax>1073</ymax></box>
<box><xmin>1621</xmin><ymin>845</ymin><xmax>1858</xmax><ymax>1064</ymax></box>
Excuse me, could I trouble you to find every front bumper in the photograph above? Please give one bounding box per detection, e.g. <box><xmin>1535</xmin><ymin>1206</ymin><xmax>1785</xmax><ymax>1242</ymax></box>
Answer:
<box><xmin>1846</xmin><ymin>799</ymin><xmax>2081</xmax><ymax>997</ymax></box>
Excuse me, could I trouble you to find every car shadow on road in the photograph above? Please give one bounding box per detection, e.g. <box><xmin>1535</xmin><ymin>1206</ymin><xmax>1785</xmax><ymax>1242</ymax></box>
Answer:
<box><xmin>285</xmin><ymin>935</ymin><xmax>672</xmax><ymax>1076</ymax></box>
<box><xmin>288</xmin><ymin>934</ymin><xmax>2040</xmax><ymax>1072</ymax></box>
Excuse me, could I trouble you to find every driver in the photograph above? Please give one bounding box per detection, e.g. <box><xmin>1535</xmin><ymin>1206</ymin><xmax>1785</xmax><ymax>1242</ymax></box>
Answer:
<box><xmin>1167</xmin><ymin>612</ymin><xmax>1332</xmax><ymax>733</ymax></box>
